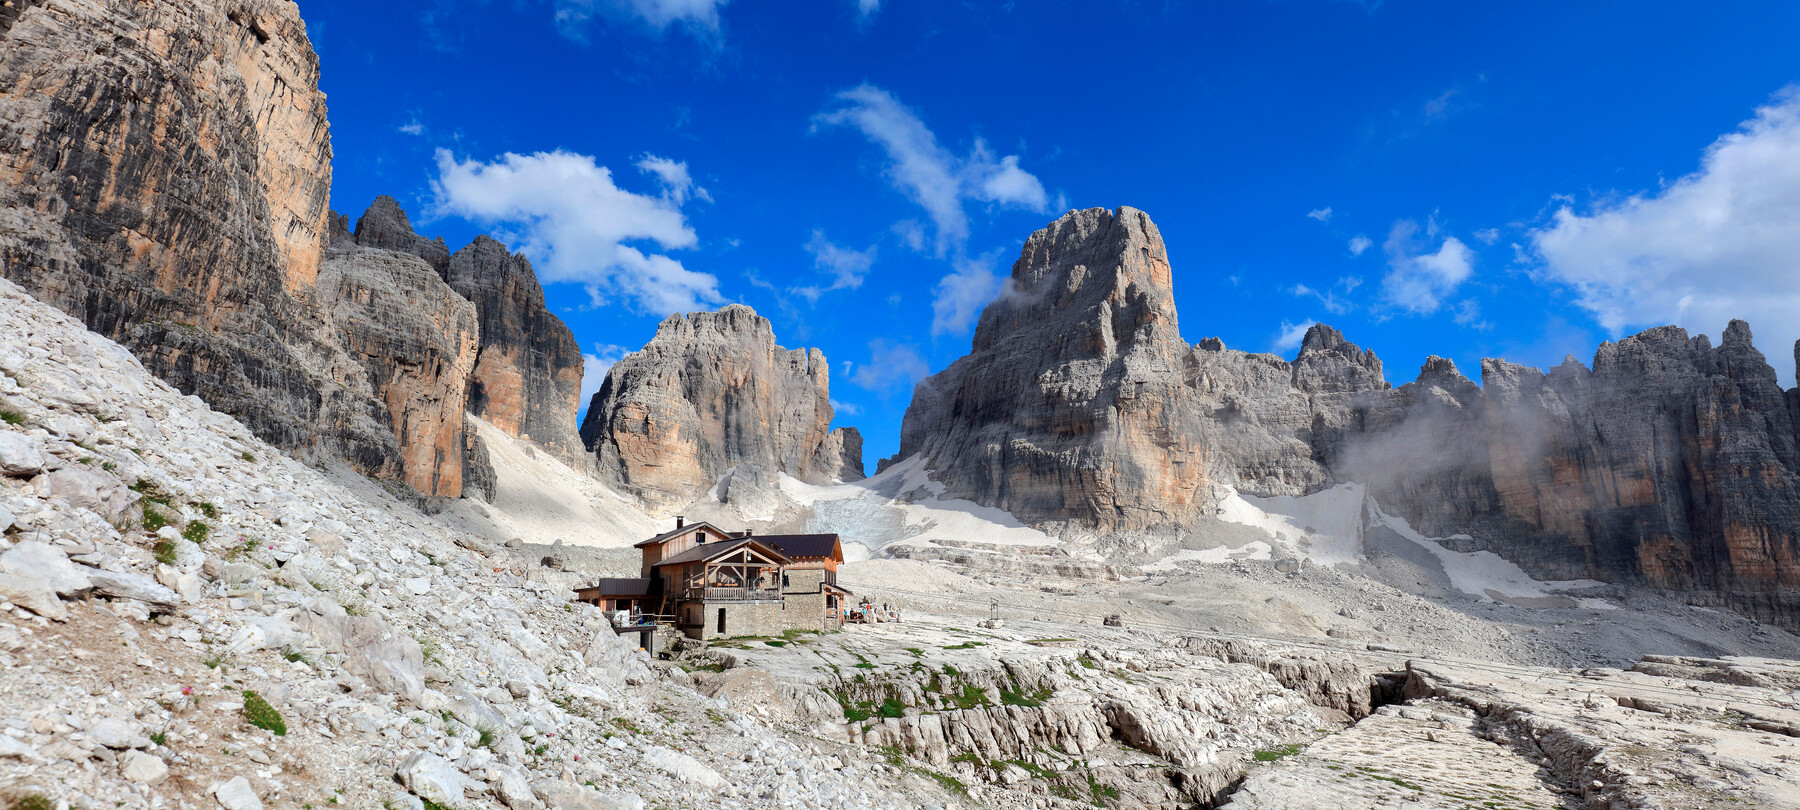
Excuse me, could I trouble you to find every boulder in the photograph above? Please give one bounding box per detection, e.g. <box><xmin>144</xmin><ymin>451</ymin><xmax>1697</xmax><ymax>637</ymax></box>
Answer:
<box><xmin>396</xmin><ymin>751</ymin><xmax>477</xmax><ymax>806</ymax></box>
<box><xmin>36</xmin><ymin>468</ymin><xmax>136</xmax><ymax>525</ymax></box>
<box><xmin>1</xmin><ymin>541</ymin><xmax>91</xmax><ymax>594</ymax></box>
<box><xmin>0</xmin><ymin>432</ymin><xmax>45</xmax><ymax>476</ymax></box>
<box><xmin>120</xmin><ymin>750</ymin><xmax>168</xmax><ymax>784</ymax></box>
<box><xmin>0</xmin><ymin>571</ymin><xmax>65</xmax><ymax>620</ymax></box>
<box><xmin>642</xmin><ymin>745</ymin><xmax>726</xmax><ymax>789</ymax></box>
<box><xmin>211</xmin><ymin>776</ymin><xmax>263</xmax><ymax>810</ymax></box>
<box><xmin>85</xmin><ymin>568</ymin><xmax>179</xmax><ymax>609</ymax></box>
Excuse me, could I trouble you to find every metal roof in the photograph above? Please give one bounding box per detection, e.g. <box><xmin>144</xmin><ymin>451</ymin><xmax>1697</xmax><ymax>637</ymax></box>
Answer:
<box><xmin>631</xmin><ymin>520</ymin><xmax>742</xmax><ymax>548</ymax></box>
<box><xmin>759</xmin><ymin>534</ymin><xmax>843</xmax><ymax>561</ymax></box>
<box><xmin>579</xmin><ymin>578</ymin><xmax>655</xmax><ymax>597</ymax></box>
<box><xmin>651</xmin><ymin>537</ymin><xmax>792</xmax><ymax>569</ymax></box>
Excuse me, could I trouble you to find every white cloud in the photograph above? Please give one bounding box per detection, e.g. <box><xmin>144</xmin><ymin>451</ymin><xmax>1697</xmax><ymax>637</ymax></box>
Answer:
<box><xmin>1532</xmin><ymin>87</ymin><xmax>1800</xmax><ymax>382</ymax></box>
<box><xmin>1307</xmin><ymin>207</ymin><xmax>1333</xmax><ymax>222</ymax></box>
<box><xmin>814</xmin><ymin>84</ymin><xmax>1049</xmax><ymax>255</ymax></box>
<box><xmin>794</xmin><ymin>230</ymin><xmax>876</xmax><ymax>302</ymax></box>
<box><xmin>634</xmin><ymin>154</ymin><xmax>709</xmax><ymax>205</ymax></box>
<box><xmin>1348</xmin><ymin>235</ymin><xmax>1373</xmax><ymax>256</ymax></box>
<box><xmin>1287</xmin><ymin>283</ymin><xmax>1352</xmax><ymax>315</ymax></box>
<box><xmin>1473</xmin><ymin>227</ymin><xmax>1500</xmax><ymax>245</ymax></box>
<box><xmin>580</xmin><ymin>343</ymin><xmax>633</xmax><ymax>411</ymax></box>
<box><xmin>1338</xmin><ymin>275</ymin><xmax>1363</xmax><ymax>293</ymax></box>
<box><xmin>1380</xmin><ymin>219</ymin><xmax>1473</xmax><ymax>315</ymax></box>
<box><xmin>829</xmin><ymin>398</ymin><xmax>863</xmax><ymax>416</ymax></box>
<box><xmin>1451</xmin><ymin>299</ymin><xmax>1492</xmax><ymax>331</ymax></box>
<box><xmin>433</xmin><ymin>148</ymin><xmax>723</xmax><ymax>314</ymax></box>
<box><xmin>853</xmin><ymin>0</ymin><xmax>880</xmax><ymax>20</ymax></box>
<box><xmin>931</xmin><ymin>254</ymin><xmax>1007</xmax><ymax>336</ymax></box>
<box><xmin>851</xmin><ymin>340</ymin><xmax>931</xmax><ymax>392</ymax></box>
<box><xmin>399</xmin><ymin>118</ymin><xmax>425</xmax><ymax>136</ymax></box>
<box><xmin>553</xmin><ymin>0</ymin><xmax>727</xmax><ymax>36</ymax></box>
<box><xmin>1274</xmin><ymin>319</ymin><xmax>1319</xmax><ymax>353</ymax></box>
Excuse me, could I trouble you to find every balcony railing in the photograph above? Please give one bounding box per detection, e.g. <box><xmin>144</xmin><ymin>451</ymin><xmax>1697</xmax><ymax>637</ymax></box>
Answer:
<box><xmin>686</xmin><ymin>586</ymin><xmax>782</xmax><ymax>602</ymax></box>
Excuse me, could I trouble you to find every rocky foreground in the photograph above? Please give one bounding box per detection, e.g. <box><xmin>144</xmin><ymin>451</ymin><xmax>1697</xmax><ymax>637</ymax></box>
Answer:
<box><xmin>0</xmin><ymin>278</ymin><xmax>949</xmax><ymax>809</ymax></box>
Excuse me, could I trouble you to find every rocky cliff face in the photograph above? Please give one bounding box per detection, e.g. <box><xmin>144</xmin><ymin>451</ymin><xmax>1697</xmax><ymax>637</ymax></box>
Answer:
<box><xmin>0</xmin><ymin>0</ymin><xmax>354</xmax><ymax>461</ymax></box>
<box><xmin>901</xmin><ymin>206</ymin><xmax>1800</xmax><ymax>626</ymax></box>
<box><xmin>443</xmin><ymin>236</ymin><xmax>587</xmax><ymax>468</ymax></box>
<box><xmin>0</xmin><ymin>0</ymin><xmax>588</xmax><ymax>500</ymax></box>
<box><xmin>347</xmin><ymin>198</ymin><xmax>588</xmax><ymax>470</ymax></box>
<box><xmin>581</xmin><ymin>305</ymin><xmax>864</xmax><ymax>513</ymax></box>
<box><xmin>895</xmin><ymin>207</ymin><xmax>1367</xmax><ymax>530</ymax></box>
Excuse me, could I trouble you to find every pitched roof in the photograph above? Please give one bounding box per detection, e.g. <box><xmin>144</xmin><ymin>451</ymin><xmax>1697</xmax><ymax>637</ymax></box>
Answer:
<box><xmin>652</xmin><ymin>537</ymin><xmax>792</xmax><ymax>569</ymax></box>
<box><xmin>632</xmin><ymin>520</ymin><xmax>737</xmax><ymax>548</ymax></box>
<box><xmin>759</xmin><ymin>534</ymin><xmax>842</xmax><ymax>561</ymax></box>
<box><xmin>580</xmin><ymin>578</ymin><xmax>655</xmax><ymax>597</ymax></box>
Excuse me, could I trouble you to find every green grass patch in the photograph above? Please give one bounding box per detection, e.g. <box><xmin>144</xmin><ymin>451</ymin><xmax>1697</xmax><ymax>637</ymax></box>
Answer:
<box><xmin>242</xmin><ymin>690</ymin><xmax>286</xmax><ymax>736</ymax></box>
<box><xmin>130</xmin><ymin>479</ymin><xmax>172</xmax><ymax>505</ymax></box>
<box><xmin>194</xmin><ymin>501</ymin><xmax>219</xmax><ymax>519</ymax></box>
<box><xmin>142</xmin><ymin>508</ymin><xmax>169</xmax><ymax>532</ymax></box>
<box><xmin>0</xmin><ymin>410</ymin><xmax>24</xmax><ymax>426</ymax></box>
<box><xmin>182</xmin><ymin>520</ymin><xmax>210</xmax><ymax>544</ymax></box>
<box><xmin>7</xmin><ymin>795</ymin><xmax>53</xmax><ymax>810</ymax></box>
<box><xmin>941</xmin><ymin>641</ymin><xmax>986</xmax><ymax>650</ymax></box>
<box><xmin>1000</xmin><ymin>686</ymin><xmax>1051</xmax><ymax>707</ymax></box>
<box><xmin>949</xmin><ymin>684</ymin><xmax>990</xmax><ymax>710</ymax></box>
<box><xmin>764</xmin><ymin>639</ymin><xmax>787</xmax><ymax>648</ymax></box>
<box><xmin>241</xmin><ymin>451</ymin><xmax>256</xmax><ymax>463</ymax></box>
<box><xmin>153</xmin><ymin>540</ymin><xmax>178</xmax><ymax>566</ymax></box>
<box><xmin>1253</xmin><ymin>743</ymin><xmax>1305</xmax><ymax>762</ymax></box>
<box><xmin>877</xmin><ymin>697</ymin><xmax>906</xmax><ymax>718</ymax></box>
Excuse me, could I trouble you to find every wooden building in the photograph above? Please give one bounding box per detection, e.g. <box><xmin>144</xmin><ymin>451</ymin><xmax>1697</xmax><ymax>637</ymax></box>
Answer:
<box><xmin>575</xmin><ymin>518</ymin><xmax>855</xmax><ymax>641</ymax></box>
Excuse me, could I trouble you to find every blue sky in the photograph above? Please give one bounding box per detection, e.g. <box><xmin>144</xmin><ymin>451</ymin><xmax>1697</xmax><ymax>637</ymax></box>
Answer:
<box><xmin>305</xmin><ymin>0</ymin><xmax>1800</xmax><ymax>470</ymax></box>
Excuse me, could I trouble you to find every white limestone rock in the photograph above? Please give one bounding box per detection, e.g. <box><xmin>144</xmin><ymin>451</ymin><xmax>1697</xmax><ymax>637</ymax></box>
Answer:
<box><xmin>211</xmin><ymin>776</ymin><xmax>263</xmax><ymax>810</ymax></box>
<box><xmin>396</xmin><ymin>751</ymin><xmax>478</xmax><ymax>806</ymax></box>
<box><xmin>0</xmin><ymin>432</ymin><xmax>46</xmax><ymax>476</ymax></box>
<box><xmin>119</xmin><ymin>749</ymin><xmax>168</xmax><ymax>784</ymax></box>
<box><xmin>1</xmin><ymin>541</ymin><xmax>91</xmax><ymax>594</ymax></box>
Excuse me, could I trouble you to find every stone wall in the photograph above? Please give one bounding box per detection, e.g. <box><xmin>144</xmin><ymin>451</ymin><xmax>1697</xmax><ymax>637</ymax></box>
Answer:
<box><xmin>695</xmin><ymin>600</ymin><xmax>785</xmax><ymax>640</ymax></box>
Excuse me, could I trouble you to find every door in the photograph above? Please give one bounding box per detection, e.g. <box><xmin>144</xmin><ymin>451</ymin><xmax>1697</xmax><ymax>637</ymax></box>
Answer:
<box><xmin>716</xmin><ymin>607</ymin><xmax>727</xmax><ymax>635</ymax></box>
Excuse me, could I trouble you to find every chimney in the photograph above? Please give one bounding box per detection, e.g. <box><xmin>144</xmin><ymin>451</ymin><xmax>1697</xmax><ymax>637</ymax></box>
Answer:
<box><xmin>675</xmin><ymin>516</ymin><xmax>685</xmax><ymax>529</ymax></box>
<box><xmin>745</xmin><ymin>528</ymin><xmax>754</xmax><ymax>537</ymax></box>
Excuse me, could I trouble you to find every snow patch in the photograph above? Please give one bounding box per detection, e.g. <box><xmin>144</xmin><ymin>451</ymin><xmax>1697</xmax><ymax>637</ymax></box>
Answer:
<box><xmin>1217</xmin><ymin>483</ymin><xmax>1367</xmax><ymax>565</ymax></box>
<box><xmin>1371</xmin><ymin>500</ymin><xmax>1604</xmax><ymax>605</ymax></box>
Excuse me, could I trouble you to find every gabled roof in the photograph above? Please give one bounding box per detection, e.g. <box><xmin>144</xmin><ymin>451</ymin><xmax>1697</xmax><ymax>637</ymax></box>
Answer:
<box><xmin>579</xmin><ymin>578</ymin><xmax>655</xmax><ymax>597</ymax></box>
<box><xmin>652</xmin><ymin>537</ymin><xmax>792</xmax><ymax>569</ymax></box>
<box><xmin>759</xmin><ymin>534</ymin><xmax>843</xmax><ymax>561</ymax></box>
<box><xmin>632</xmin><ymin>520</ymin><xmax>739</xmax><ymax>548</ymax></box>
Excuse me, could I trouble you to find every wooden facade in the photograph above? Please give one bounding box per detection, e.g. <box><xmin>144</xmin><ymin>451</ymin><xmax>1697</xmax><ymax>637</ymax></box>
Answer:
<box><xmin>580</xmin><ymin>519</ymin><xmax>856</xmax><ymax>641</ymax></box>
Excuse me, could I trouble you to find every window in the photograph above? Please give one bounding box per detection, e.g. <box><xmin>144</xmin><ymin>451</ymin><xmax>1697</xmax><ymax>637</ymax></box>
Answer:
<box><xmin>716</xmin><ymin>607</ymin><xmax>727</xmax><ymax>634</ymax></box>
<box><xmin>782</xmin><ymin>573</ymin><xmax>790</xmax><ymax>589</ymax></box>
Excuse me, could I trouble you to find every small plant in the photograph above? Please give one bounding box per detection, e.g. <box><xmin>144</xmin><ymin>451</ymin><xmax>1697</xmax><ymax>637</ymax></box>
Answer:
<box><xmin>241</xmin><ymin>451</ymin><xmax>256</xmax><ymax>463</ymax></box>
<box><xmin>102</xmin><ymin>461</ymin><xmax>117</xmax><ymax>472</ymax></box>
<box><xmin>7</xmin><ymin>794</ymin><xmax>54</xmax><ymax>810</ymax></box>
<box><xmin>476</xmin><ymin>726</ymin><xmax>497</xmax><ymax>749</ymax></box>
<box><xmin>78</xmin><ymin>457</ymin><xmax>94</xmax><ymax>465</ymax></box>
<box><xmin>241</xmin><ymin>689</ymin><xmax>286</xmax><ymax>736</ymax></box>
<box><xmin>942</xmin><ymin>641</ymin><xmax>985</xmax><ymax>650</ymax></box>
<box><xmin>342</xmin><ymin>600</ymin><xmax>367</xmax><ymax>617</ymax></box>
<box><xmin>877</xmin><ymin>697</ymin><xmax>906</xmax><ymax>718</ymax></box>
<box><xmin>224</xmin><ymin>535</ymin><xmax>259</xmax><ymax>561</ymax></box>
<box><xmin>149</xmin><ymin>729</ymin><xmax>168</xmax><ymax>746</ymax></box>
<box><xmin>194</xmin><ymin>501</ymin><xmax>219</xmax><ymax>519</ymax></box>
<box><xmin>203</xmin><ymin>653</ymin><xmax>227</xmax><ymax>670</ymax></box>
<box><xmin>282</xmin><ymin>649</ymin><xmax>310</xmax><ymax>665</ymax></box>
<box><xmin>130</xmin><ymin>479</ymin><xmax>172</xmax><ymax>505</ymax></box>
<box><xmin>0</xmin><ymin>409</ymin><xmax>24</xmax><ymax>426</ymax></box>
<box><xmin>417</xmin><ymin>636</ymin><xmax>443</xmax><ymax>666</ymax></box>
<box><xmin>764</xmin><ymin>639</ymin><xmax>786</xmax><ymax>648</ymax></box>
<box><xmin>182</xmin><ymin>520</ymin><xmax>210</xmax><ymax>544</ymax></box>
<box><xmin>142</xmin><ymin>508</ymin><xmax>169</xmax><ymax>532</ymax></box>
<box><xmin>153</xmin><ymin>540</ymin><xmax>178</xmax><ymax>566</ymax></box>
<box><xmin>1253</xmin><ymin>743</ymin><xmax>1304</xmax><ymax>762</ymax></box>
<box><xmin>419</xmin><ymin>800</ymin><xmax>452</xmax><ymax>810</ymax></box>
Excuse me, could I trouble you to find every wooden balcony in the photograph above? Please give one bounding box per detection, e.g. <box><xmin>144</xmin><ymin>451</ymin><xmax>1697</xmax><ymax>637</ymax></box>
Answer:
<box><xmin>687</xmin><ymin>586</ymin><xmax>782</xmax><ymax>603</ymax></box>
